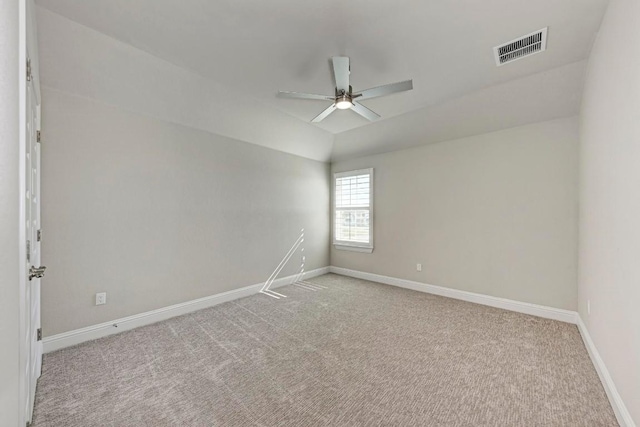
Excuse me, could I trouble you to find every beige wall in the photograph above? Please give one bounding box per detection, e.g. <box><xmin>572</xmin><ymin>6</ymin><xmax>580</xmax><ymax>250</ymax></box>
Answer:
<box><xmin>332</xmin><ymin>117</ymin><xmax>579</xmax><ymax>310</ymax></box>
<box><xmin>578</xmin><ymin>0</ymin><xmax>640</xmax><ymax>422</ymax></box>
<box><xmin>41</xmin><ymin>88</ymin><xmax>330</xmax><ymax>336</ymax></box>
<box><xmin>0</xmin><ymin>0</ymin><xmax>21</xmax><ymax>423</ymax></box>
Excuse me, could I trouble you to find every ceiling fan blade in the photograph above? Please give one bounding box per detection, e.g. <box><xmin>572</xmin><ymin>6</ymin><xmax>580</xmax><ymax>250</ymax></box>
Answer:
<box><xmin>351</xmin><ymin>102</ymin><xmax>381</xmax><ymax>121</ymax></box>
<box><xmin>353</xmin><ymin>79</ymin><xmax>413</xmax><ymax>101</ymax></box>
<box><xmin>278</xmin><ymin>91</ymin><xmax>334</xmax><ymax>101</ymax></box>
<box><xmin>332</xmin><ymin>56</ymin><xmax>350</xmax><ymax>93</ymax></box>
<box><xmin>311</xmin><ymin>104</ymin><xmax>337</xmax><ymax>123</ymax></box>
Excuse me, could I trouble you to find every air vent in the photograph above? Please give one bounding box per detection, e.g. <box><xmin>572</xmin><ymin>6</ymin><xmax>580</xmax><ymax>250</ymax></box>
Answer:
<box><xmin>493</xmin><ymin>28</ymin><xmax>548</xmax><ymax>66</ymax></box>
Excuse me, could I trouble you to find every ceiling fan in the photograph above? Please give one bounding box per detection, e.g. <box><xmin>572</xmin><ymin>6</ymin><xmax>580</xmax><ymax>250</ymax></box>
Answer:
<box><xmin>278</xmin><ymin>56</ymin><xmax>413</xmax><ymax>123</ymax></box>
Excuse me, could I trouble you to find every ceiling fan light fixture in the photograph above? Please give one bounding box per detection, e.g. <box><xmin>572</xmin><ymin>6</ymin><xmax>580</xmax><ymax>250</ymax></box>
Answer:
<box><xmin>335</xmin><ymin>94</ymin><xmax>352</xmax><ymax>110</ymax></box>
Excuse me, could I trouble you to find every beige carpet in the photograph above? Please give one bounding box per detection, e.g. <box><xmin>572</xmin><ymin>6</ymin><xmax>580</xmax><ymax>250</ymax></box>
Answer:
<box><xmin>32</xmin><ymin>274</ymin><xmax>617</xmax><ymax>426</ymax></box>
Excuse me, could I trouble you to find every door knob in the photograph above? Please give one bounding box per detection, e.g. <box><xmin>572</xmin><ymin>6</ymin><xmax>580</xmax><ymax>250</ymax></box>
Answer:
<box><xmin>29</xmin><ymin>265</ymin><xmax>46</xmax><ymax>281</ymax></box>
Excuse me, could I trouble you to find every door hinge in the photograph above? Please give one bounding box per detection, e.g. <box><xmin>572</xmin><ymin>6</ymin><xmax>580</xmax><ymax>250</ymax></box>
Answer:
<box><xmin>36</xmin><ymin>130</ymin><xmax>41</xmax><ymax>143</ymax></box>
<box><xmin>37</xmin><ymin>328</ymin><xmax>42</xmax><ymax>341</ymax></box>
<box><xmin>37</xmin><ymin>229</ymin><xmax>41</xmax><ymax>242</ymax></box>
<box><xmin>26</xmin><ymin>240</ymin><xmax>30</xmax><ymax>263</ymax></box>
<box><xmin>26</xmin><ymin>58</ymin><xmax>32</xmax><ymax>82</ymax></box>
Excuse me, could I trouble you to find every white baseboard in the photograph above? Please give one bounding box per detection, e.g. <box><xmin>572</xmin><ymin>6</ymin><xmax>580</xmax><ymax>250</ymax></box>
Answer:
<box><xmin>576</xmin><ymin>316</ymin><xmax>636</xmax><ymax>427</ymax></box>
<box><xmin>329</xmin><ymin>266</ymin><xmax>578</xmax><ymax>324</ymax></box>
<box><xmin>43</xmin><ymin>267</ymin><xmax>330</xmax><ymax>353</ymax></box>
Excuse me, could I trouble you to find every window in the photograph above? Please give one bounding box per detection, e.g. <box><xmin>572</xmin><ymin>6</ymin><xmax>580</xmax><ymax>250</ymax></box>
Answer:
<box><xmin>333</xmin><ymin>168</ymin><xmax>373</xmax><ymax>253</ymax></box>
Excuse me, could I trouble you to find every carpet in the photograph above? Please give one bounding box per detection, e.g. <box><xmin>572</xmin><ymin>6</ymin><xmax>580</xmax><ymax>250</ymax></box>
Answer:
<box><xmin>32</xmin><ymin>273</ymin><xmax>618</xmax><ymax>426</ymax></box>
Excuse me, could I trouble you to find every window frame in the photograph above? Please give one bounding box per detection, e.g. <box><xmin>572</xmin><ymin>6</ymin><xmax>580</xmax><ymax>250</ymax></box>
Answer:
<box><xmin>333</xmin><ymin>168</ymin><xmax>374</xmax><ymax>253</ymax></box>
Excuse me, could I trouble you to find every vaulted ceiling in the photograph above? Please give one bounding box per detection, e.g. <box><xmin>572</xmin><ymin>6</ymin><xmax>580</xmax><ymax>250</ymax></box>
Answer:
<box><xmin>36</xmin><ymin>0</ymin><xmax>609</xmax><ymax>161</ymax></box>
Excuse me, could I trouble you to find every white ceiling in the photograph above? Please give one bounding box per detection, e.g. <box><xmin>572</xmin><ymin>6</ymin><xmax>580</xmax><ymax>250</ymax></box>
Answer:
<box><xmin>333</xmin><ymin>60</ymin><xmax>587</xmax><ymax>160</ymax></box>
<box><xmin>36</xmin><ymin>7</ymin><xmax>335</xmax><ymax>162</ymax></box>
<box><xmin>35</xmin><ymin>0</ymin><xmax>608</xmax><ymax>159</ymax></box>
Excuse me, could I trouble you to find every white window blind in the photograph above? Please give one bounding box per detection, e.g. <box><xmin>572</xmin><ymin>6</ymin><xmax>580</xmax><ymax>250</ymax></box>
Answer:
<box><xmin>334</xmin><ymin>168</ymin><xmax>373</xmax><ymax>252</ymax></box>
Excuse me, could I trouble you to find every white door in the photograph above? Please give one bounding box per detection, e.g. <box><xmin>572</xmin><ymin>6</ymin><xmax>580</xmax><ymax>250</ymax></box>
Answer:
<box><xmin>24</xmin><ymin>54</ymin><xmax>44</xmax><ymax>423</ymax></box>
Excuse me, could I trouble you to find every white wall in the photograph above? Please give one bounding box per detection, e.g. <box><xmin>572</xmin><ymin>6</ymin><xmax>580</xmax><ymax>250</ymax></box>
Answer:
<box><xmin>41</xmin><ymin>88</ymin><xmax>330</xmax><ymax>336</ymax></box>
<box><xmin>0</xmin><ymin>0</ymin><xmax>21</xmax><ymax>424</ymax></box>
<box><xmin>36</xmin><ymin>5</ymin><xmax>332</xmax><ymax>337</ymax></box>
<box><xmin>578</xmin><ymin>0</ymin><xmax>640</xmax><ymax>423</ymax></box>
<box><xmin>332</xmin><ymin>117</ymin><xmax>579</xmax><ymax>310</ymax></box>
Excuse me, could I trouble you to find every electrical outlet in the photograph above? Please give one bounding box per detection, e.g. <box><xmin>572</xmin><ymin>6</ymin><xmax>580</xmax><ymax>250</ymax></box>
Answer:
<box><xmin>416</xmin><ymin>263</ymin><xmax>422</xmax><ymax>272</ymax></box>
<box><xmin>587</xmin><ymin>299</ymin><xmax>591</xmax><ymax>316</ymax></box>
<box><xmin>96</xmin><ymin>292</ymin><xmax>107</xmax><ymax>306</ymax></box>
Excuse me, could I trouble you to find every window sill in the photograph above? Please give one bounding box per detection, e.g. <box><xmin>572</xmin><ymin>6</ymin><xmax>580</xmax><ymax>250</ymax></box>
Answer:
<box><xmin>333</xmin><ymin>244</ymin><xmax>374</xmax><ymax>253</ymax></box>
